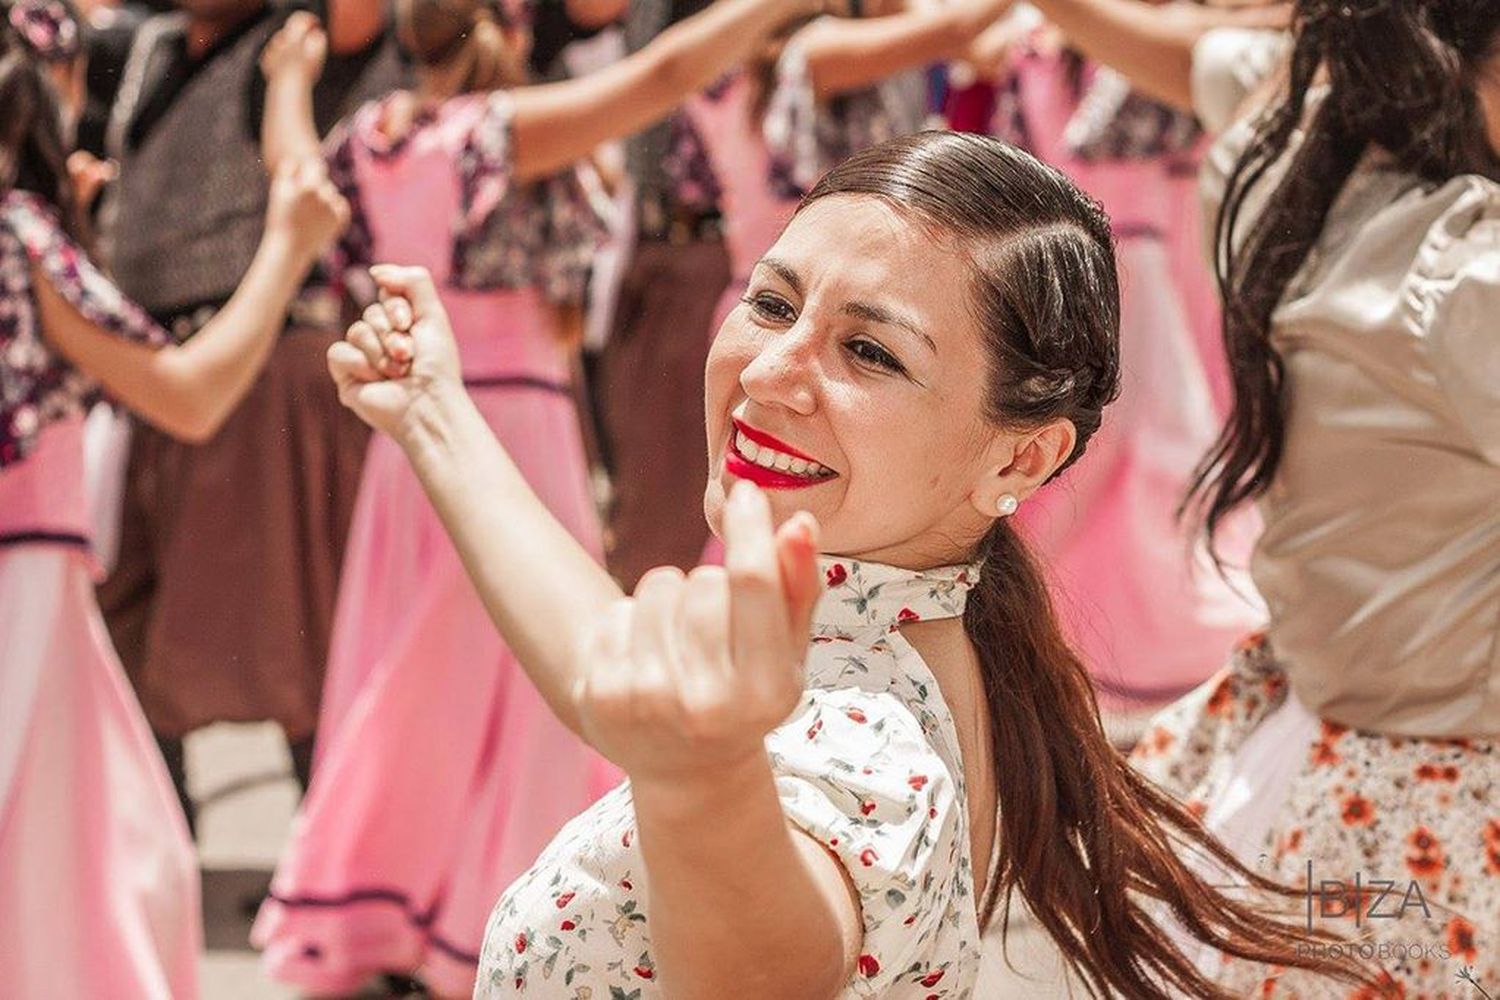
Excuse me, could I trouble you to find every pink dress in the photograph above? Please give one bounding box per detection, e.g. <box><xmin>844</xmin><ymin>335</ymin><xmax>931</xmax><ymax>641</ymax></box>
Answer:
<box><xmin>997</xmin><ymin>50</ymin><xmax>1263</xmax><ymax>717</ymax></box>
<box><xmin>0</xmin><ymin>191</ymin><xmax>200</xmax><ymax>999</ymax></box>
<box><xmin>252</xmin><ymin>92</ymin><xmax>618</xmax><ymax>997</ymax></box>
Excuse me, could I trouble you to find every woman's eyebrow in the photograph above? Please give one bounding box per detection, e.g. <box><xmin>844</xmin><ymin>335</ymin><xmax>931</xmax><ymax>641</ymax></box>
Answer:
<box><xmin>843</xmin><ymin>301</ymin><xmax>937</xmax><ymax>354</ymax></box>
<box><xmin>757</xmin><ymin>257</ymin><xmax>804</xmax><ymax>296</ymax></box>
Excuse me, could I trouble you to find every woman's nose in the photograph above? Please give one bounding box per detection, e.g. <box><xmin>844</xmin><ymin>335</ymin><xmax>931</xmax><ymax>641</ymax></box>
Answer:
<box><xmin>739</xmin><ymin>326</ymin><xmax>819</xmax><ymax>416</ymax></box>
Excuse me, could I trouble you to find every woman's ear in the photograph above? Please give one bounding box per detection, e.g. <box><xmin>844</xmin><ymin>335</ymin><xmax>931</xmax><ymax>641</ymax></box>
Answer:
<box><xmin>968</xmin><ymin>419</ymin><xmax>1077</xmax><ymax>518</ymax></box>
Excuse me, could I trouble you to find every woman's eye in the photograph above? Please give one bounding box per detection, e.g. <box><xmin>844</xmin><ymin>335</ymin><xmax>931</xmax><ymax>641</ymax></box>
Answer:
<box><xmin>744</xmin><ymin>292</ymin><xmax>796</xmax><ymax>323</ymax></box>
<box><xmin>846</xmin><ymin>337</ymin><xmax>905</xmax><ymax>374</ymax></box>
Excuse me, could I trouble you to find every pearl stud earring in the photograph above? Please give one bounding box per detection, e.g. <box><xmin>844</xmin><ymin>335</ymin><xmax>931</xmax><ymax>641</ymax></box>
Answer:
<box><xmin>997</xmin><ymin>494</ymin><xmax>1019</xmax><ymax>517</ymax></box>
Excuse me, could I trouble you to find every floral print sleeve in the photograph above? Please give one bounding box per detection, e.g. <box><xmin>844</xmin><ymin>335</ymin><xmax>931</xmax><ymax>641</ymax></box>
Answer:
<box><xmin>319</xmin><ymin>114</ymin><xmax>376</xmax><ymax>306</ymax></box>
<box><xmin>1</xmin><ymin>190</ymin><xmax>167</xmax><ymax>467</ymax></box>
<box><xmin>454</xmin><ymin>91</ymin><xmax>612</xmax><ymax>305</ymax></box>
<box><xmin>769</xmin><ymin>685</ymin><xmax>968</xmax><ymax>996</ymax></box>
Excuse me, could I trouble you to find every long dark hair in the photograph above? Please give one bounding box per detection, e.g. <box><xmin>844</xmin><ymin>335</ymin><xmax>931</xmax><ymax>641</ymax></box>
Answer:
<box><xmin>803</xmin><ymin>132</ymin><xmax>1374</xmax><ymax>998</ymax></box>
<box><xmin>1184</xmin><ymin>0</ymin><xmax>1500</xmax><ymax>548</ymax></box>
<box><xmin>0</xmin><ymin>0</ymin><xmax>87</xmax><ymax>246</ymax></box>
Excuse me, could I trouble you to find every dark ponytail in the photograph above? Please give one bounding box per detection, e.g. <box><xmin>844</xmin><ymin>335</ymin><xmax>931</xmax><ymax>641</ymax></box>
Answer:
<box><xmin>804</xmin><ymin>132</ymin><xmax>1375</xmax><ymax>998</ymax></box>
<box><xmin>1</xmin><ymin>0</ymin><xmax>88</xmax><ymax>248</ymax></box>
<box><xmin>1184</xmin><ymin>0</ymin><xmax>1500</xmax><ymax>551</ymax></box>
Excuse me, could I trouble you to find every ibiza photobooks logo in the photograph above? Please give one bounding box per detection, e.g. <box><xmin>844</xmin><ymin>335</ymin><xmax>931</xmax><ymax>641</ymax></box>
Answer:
<box><xmin>1292</xmin><ymin>860</ymin><xmax>1491</xmax><ymax>997</ymax></box>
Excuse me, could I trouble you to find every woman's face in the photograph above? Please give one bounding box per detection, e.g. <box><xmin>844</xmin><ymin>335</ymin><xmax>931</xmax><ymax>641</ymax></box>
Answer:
<box><xmin>1482</xmin><ymin>43</ymin><xmax>1500</xmax><ymax>157</ymax></box>
<box><xmin>703</xmin><ymin>195</ymin><xmax>1068</xmax><ymax>569</ymax></box>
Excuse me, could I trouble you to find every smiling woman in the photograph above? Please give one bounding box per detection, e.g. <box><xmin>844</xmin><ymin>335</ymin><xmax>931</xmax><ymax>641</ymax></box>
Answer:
<box><xmin>326</xmin><ymin>131</ymin><xmax>1373</xmax><ymax>999</ymax></box>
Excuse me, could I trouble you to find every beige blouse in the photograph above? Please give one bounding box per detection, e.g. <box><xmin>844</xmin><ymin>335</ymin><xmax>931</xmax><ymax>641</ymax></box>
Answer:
<box><xmin>1194</xmin><ymin>32</ymin><xmax>1500</xmax><ymax>738</ymax></box>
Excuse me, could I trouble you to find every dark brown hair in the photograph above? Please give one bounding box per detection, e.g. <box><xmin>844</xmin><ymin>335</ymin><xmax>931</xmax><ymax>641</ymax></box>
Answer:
<box><xmin>802</xmin><ymin>131</ymin><xmax>1375</xmax><ymax>998</ymax></box>
<box><xmin>0</xmin><ymin>0</ymin><xmax>88</xmax><ymax>247</ymax></box>
<box><xmin>1185</xmin><ymin>0</ymin><xmax>1500</xmax><ymax>550</ymax></box>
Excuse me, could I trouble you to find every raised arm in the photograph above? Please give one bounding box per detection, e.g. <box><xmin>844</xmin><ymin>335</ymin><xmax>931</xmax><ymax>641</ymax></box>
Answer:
<box><xmin>36</xmin><ymin>162</ymin><xmax>347</xmax><ymax>443</ymax></box>
<box><xmin>1027</xmin><ymin>0</ymin><xmax>1289</xmax><ymax>110</ymax></box>
<box><xmin>507</xmin><ymin>0</ymin><xmax>827</xmax><ymax>183</ymax></box>
<box><xmin>794</xmin><ymin>0</ymin><xmax>1014</xmax><ymax>99</ymax></box>
<box><xmin>329</xmin><ymin>282</ymin><xmax>864</xmax><ymax>994</ymax></box>
<box><xmin>260</xmin><ymin>12</ymin><xmax>329</xmax><ymax>176</ymax></box>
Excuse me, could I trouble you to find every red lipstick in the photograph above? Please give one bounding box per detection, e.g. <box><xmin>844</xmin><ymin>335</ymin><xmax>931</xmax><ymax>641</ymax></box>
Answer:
<box><xmin>724</xmin><ymin>418</ymin><xmax>834</xmax><ymax>491</ymax></box>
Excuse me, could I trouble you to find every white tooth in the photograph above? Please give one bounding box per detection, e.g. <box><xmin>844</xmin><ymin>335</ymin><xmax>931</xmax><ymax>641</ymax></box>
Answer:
<box><xmin>773</xmin><ymin>452</ymin><xmax>794</xmax><ymax>472</ymax></box>
<box><xmin>756</xmin><ymin>451</ymin><xmax>779</xmax><ymax>470</ymax></box>
<box><xmin>741</xmin><ymin>438</ymin><xmax>760</xmax><ymax>462</ymax></box>
<box><xmin>808</xmin><ymin>463</ymin><xmax>825</xmax><ymax>476</ymax></box>
<box><xmin>789</xmin><ymin>458</ymin><xmax>809</xmax><ymax>475</ymax></box>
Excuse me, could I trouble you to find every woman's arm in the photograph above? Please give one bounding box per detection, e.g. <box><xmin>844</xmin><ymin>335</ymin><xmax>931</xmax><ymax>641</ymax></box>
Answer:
<box><xmin>795</xmin><ymin>0</ymin><xmax>1013</xmax><ymax>99</ymax></box>
<box><xmin>260</xmin><ymin>12</ymin><xmax>328</xmax><ymax>176</ymax></box>
<box><xmin>36</xmin><ymin>162</ymin><xmax>347</xmax><ymax>443</ymax></box>
<box><xmin>1027</xmin><ymin>0</ymin><xmax>1289</xmax><ymax>110</ymax></box>
<box><xmin>507</xmin><ymin>0</ymin><xmax>827</xmax><ymax>183</ymax></box>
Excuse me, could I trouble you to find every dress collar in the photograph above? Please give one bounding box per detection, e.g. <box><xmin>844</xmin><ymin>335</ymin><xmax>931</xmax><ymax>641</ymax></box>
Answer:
<box><xmin>812</xmin><ymin>556</ymin><xmax>982</xmax><ymax>642</ymax></box>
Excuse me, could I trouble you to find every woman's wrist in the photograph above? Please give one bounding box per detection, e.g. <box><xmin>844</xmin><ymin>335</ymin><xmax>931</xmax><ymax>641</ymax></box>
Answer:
<box><xmin>630</xmin><ymin>749</ymin><xmax>779</xmax><ymax>826</ymax></box>
<box><xmin>395</xmin><ymin>376</ymin><xmax>478</xmax><ymax>465</ymax></box>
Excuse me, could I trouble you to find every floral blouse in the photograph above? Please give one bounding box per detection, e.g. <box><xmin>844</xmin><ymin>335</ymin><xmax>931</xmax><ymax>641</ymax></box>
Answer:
<box><xmin>477</xmin><ymin>558</ymin><xmax>992</xmax><ymax>998</ymax></box>
<box><xmin>0</xmin><ymin>190</ymin><xmax>167</xmax><ymax>468</ymax></box>
<box><xmin>324</xmin><ymin>91</ymin><xmax>612</xmax><ymax>306</ymax></box>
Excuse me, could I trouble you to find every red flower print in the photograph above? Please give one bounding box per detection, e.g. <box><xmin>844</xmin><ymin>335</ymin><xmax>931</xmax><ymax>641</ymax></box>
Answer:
<box><xmin>1405</xmin><ymin>826</ymin><xmax>1445</xmax><ymax>879</ymax></box>
<box><xmin>1447</xmin><ymin>916</ymin><xmax>1477</xmax><ymax>962</ymax></box>
<box><xmin>897</xmin><ymin>607</ymin><xmax>920</xmax><ymax>623</ymax></box>
<box><xmin>1415</xmin><ymin>763</ymin><xmax>1459</xmax><ymax>782</ymax></box>
<box><xmin>1484</xmin><ymin>819</ymin><xmax>1500</xmax><ymax>846</ymax></box>
<box><xmin>920</xmin><ymin>969</ymin><xmax>945</xmax><ymax>987</ymax></box>
<box><xmin>806</xmin><ymin>719</ymin><xmax>824</xmax><ymax>741</ymax></box>
<box><xmin>845</xmin><ymin>708</ymin><xmax>868</xmax><ymax>724</ymax></box>
<box><xmin>860</xmin><ymin>800</ymin><xmax>877</xmax><ymax>816</ymax></box>
<box><xmin>555</xmin><ymin>891</ymin><xmax>575</xmax><ymax>909</ymax></box>
<box><xmin>514</xmin><ymin>933</ymin><xmax>527</xmax><ymax>954</ymax></box>
<box><xmin>904</xmin><ymin>914</ymin><xmax>917</xmax><ymax>926</ymax></box>
<box><xmin>560</xmin><ymin>919</ymin><xmax>577</xmax><ymax>931</ymax></box>
<box><xmin>826</xmin><ymin>564</ymin><xmax>848</xmax><ymax>587</ymax></box>
<box><xmin>1205</xmin><ymin>678</ymin><xmax>1235</xmax><ymax>718</ymax></box>
<box><xmin>1143</xmin><ymin>725</ymin><xmax>1175</xmax><ymax>756</ymax></box>
<box><xmin>1485</xmin><ymin>842</ymin><xmax>1500</xmax><ymax>877</ymax></box>
<box><xmin>620</xmin><ymin>878</ymin><xmax>634</xmax><ymax>890</ymax></box>
<box><xmin>859</xmin><ymin>847</ymin><xmax>879</xmax><ymax>867</ymax></box>
<box><xmin>1340</xmin><ymin>794</ymin><xmax>1375</xmax><ymax>827</ymax></box>
<box><xmin>929</xmin><ymin>807</ymin><xmax>938</xmax><ymax>820</ymax></box>
<box><xmin>908</xmin><ymin>774</ymin><xmax>929</xmax><ymax>791</ymax></box>
<box><xmin>857</xmin><ymin>954</ymin><xmax>880</xmax><ymax>977</ymax></box>
<box><xmin>634</xmin><ymin>966</ymin><xmax>656</xmax><ymax>980</ymax></box>
<box><xmin>622</xmin><ymin>828</ymin><xmax>634</xmax><ymax>848</ymax></box>
<box><xmin>829</xmin><ymin>837</ymin><xmax>839</xmax><ymax>846</ymax></box>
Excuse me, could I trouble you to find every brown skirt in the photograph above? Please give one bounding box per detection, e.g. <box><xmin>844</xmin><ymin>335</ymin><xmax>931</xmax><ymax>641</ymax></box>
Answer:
<box><xmin>98</xmin><ymin>328</ymin><xmax>369</xmax><ymax>740</ymax></box>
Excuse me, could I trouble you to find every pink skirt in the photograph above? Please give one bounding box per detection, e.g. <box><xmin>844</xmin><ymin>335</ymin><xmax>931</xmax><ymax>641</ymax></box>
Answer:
<box><xmin>253</xmin><ymin>379</ymin><xmax>620</xmax><ymax>997</ymax></box>
<box><xmin>0</xmin><ymin>544</ymin><xmax>200</xmax><ymax>999</ymax></box>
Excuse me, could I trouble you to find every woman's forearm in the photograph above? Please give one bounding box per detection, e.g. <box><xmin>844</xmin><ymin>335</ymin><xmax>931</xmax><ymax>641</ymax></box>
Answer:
<box><xmin>396</xmin><ymin>383</ymin><xmax>625</xmax><ymax>733</ymax></box>
<box><xmin>798</xmin><ymin>2</ymin><xmax>1003</xmax><ymax>98</ymax></box>
<box><xmin>633</xmin><ymin>754</ymin><xmax>859</xmax><ymax>999</ymax></box>
<box><xmin>1029</xmin><ymin>0</ymin><xmax>1287</xmax><ymax>110</ymax></box>
<box><xmin>509</xmin><ymin>0</ymin><xmax>816</xmax><ymax>182</ymax></box>
<box><xmin>36</xmin><ymin>232</ymin><xmax>314</xmax><ymax>442</ymax></box>
<box><xmin>262</xmin><ymin>73</ymin><xmax>324</xmax><ymax>176</ymax></box>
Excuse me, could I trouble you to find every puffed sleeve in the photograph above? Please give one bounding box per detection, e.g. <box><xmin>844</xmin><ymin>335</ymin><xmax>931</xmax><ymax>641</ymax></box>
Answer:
<box><xmin>1410</xmin><ymin>180</ymin><xmax>1500</xmax><ymax>464</ymax></box>
<box><xmin>766</xmin><ymin>684</ymin><xmax>968</xmax><ymax>996</ymax></box>
<box><xmin>320</xmin><ymin>114</ymin><xmax>377</xmax><ymax>306</ymax></box>
<box><xmin>762</xmin><ymin>35</ymin><xmax>928</xmax><ymax>198</ymax></box>
<box><xmin>1</xmin><ymin>191</ymin><xmax>167</xmax><ymax>466</ymax></box>
<box><xmin>453</xmin><ymin>91</ymin><xmax>611</xmax><ymax>305</ymax></box>
<box><xmin>1190</xmin><ymin>28</ymin><xmax>1288</xmax><ymax>136</ymax></box>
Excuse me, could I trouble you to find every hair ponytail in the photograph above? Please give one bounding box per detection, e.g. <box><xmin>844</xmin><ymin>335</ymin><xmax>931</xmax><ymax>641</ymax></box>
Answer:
<box><xmin>804</xmin><ymin>132</ymin><xmax>1375</xmax><ymax>998</ymax></box>
<box><xmin>1184</xmin><ymin>0</ymin><xmax>1500</xmax><ymax>553</ymax></box>
<box><xmin>398</xmin><ymin>0</ymin><xmax>528</xmax><ymax>94</ymax></box>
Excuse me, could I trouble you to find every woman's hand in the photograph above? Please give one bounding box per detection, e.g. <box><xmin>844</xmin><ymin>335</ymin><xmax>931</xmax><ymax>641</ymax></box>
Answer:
<box><xmin>66</xmin><ymin>151</ymin><xmax>116</xmax><ymax>213</ymax></box>
<box><xmin>264</xmin><ymin>158</ymin><xmax>349</xmax><ymax>263</ymax></box>
<box><xmin>260</xmin><ymin>10</ymin><xmax>327</xmax><ymax>84</ymax></box>
<box><xmin>575</xmin><ymin>484</ymin><xmax>824</xmax><ymax>790</ymax></box>
<box><xmin>326</xmin><ymin>265</ymin><xmax>464</xmax><ymax>440</ymax></box>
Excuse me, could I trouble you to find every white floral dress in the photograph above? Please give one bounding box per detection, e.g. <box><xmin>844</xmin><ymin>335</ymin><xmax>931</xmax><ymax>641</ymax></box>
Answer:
<box><xmin>477</xmin><ymin>558</ymin><xmax>992</xmax><ymax>999</ymax></box>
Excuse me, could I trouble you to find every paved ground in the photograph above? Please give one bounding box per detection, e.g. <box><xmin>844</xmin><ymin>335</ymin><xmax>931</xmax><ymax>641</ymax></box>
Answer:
<box><xmin>192</xmin><ymin>723</ymin><xmax>1077</xmax><ymax>999</ymax></box>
